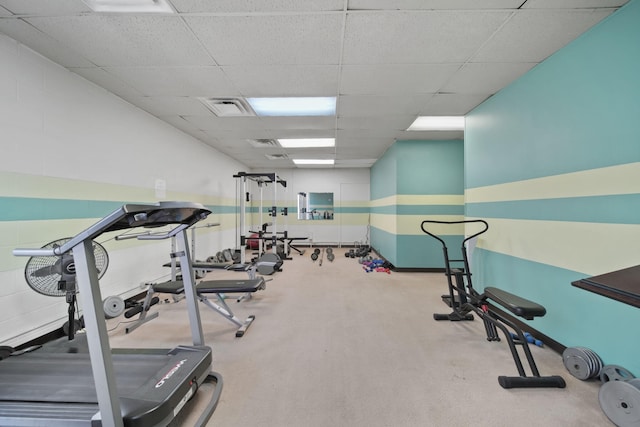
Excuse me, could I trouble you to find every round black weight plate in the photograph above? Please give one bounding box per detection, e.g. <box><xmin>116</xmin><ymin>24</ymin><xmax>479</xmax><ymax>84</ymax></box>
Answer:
<box><xmin>601</xmin><ymin>365</ymin><xmax>636</xmax><ymax>383</ymax></box>
<box><xmin>599</xmin><ymin>379</ymin><xmax>640</xmax><ymax>426</ymax></box>
<box><xmin>313</xmin><ymin>248</ymin><xmax>321</xmax><ymax>255</ymax></box>
<box><xmin>311</xmin><ymin>252</ymin><xmax>318</xmax><ymax>261</ymax></box>
<box><xmin>326</xmin><ymin>248</ymin><xmax>333</xmax><ymax>255</ymax></box>
<box><xmin>327</xmin><ymin>253</ymin><xmax>335</xmax><ymax>262</ymax></box>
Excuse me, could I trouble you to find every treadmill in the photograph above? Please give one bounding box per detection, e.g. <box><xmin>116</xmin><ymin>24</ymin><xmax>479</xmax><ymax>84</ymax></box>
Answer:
<box><xmin>0</xmin><ymin>202</ymin><xmax>223</xmax><ymax>427</ymax></box>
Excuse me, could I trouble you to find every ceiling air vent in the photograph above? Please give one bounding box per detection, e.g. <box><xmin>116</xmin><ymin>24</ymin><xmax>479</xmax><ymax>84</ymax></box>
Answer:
<box><xmin>265</xmin><ymin>153</ymin><xmax>289</xmax><ymax>160</ymax></box>
<box><xmin>247</xmin><ymin>139</ymin><xmax>279</xmax><ymax>148</ymax></box>
<box><xmin>199</xmin><ymin>97</ymin><xmax>255</xmax><ymax>117</ymax></box>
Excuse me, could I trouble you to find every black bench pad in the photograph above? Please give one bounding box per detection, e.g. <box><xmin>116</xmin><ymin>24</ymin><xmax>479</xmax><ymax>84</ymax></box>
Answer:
<box><xmin>484</xmin><ymin>287</ymin><xmax>546</xmax><ymax>320</ymax></box>
<box><xmin>152</xmin><ymin>278</ymin><xmax>265</xmax><ymax>294</ymax></box>
<box><xmin>163</xmin><ymin>261</ymin><xmax>231</xmax><ymax>270</ymax></box>
<box><xmin>197</xmin><ymin>278</ymin><xmax>265</xmax><ymax>294</ymax></box>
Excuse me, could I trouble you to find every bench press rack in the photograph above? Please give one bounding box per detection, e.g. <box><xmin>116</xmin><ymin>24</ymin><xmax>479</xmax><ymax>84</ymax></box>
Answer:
<box><xmin>420</xmin><ymin>219</ymin><xmax>566</xmax><ymax>389</ymax></box>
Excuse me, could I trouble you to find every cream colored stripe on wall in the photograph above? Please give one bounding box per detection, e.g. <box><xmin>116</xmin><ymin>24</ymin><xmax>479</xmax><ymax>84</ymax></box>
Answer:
<box><xmin>370</xmin><ymin>194</ymin><xmax>464</xmax><ymax>207</ymax></box>
<box><xmin>466</xmin><ymin>162</ymin><xmax>640</xmax><ymax>203</ymax></box>
<box><xmin>469</xmin><ymin>217</ymin><xmax>640</xmax><ymax>276</ymax></box>
<box><xmin>370</xmin><ymin>213</ymin><xmax>397</xmax><ymax>234</ymax></box>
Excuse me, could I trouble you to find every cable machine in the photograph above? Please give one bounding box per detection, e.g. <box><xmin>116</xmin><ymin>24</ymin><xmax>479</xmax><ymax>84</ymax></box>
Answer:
<box><xmin>233</xmin><ymin>172</ymin><xmax>287</xmax><ymax>265</ymax></box>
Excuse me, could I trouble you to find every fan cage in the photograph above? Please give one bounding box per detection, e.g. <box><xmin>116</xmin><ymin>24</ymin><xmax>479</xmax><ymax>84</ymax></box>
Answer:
<box><xmin>23</xmin><ymin>238</ymin><xmax>109</xmax><ymax>297</ymax></box>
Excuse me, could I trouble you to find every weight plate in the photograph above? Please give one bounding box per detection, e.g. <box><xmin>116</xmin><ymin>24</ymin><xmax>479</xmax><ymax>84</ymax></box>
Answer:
<box><xmin>599</xmin><ymin>379</ymin><xmax>640</xmax><ymax>426</ymax></box>
<box><xmin>563</xmin><ymin>354</ymin><xmax>592</xmax><ymax>380</ymax></box>
<box><xmin>326</xmin><ymin>247</ymin><xmax>333</xmax><ymax>254</ymax></box>
<box><xmin>601</xmin><ymin>365</ymin><xmax>636</xmax><ymax>383</ymax></box>
<box><xmin>580</xmin><ymin>347</ymin><xmax>603</xmax><ymax>378</ymax></box>
<box><xmin>576</xmin><ymin>347</ymin><xmax>596</xmax><ymax>378</ymax></box>
<box><xmin>103</xmin><ymin>295</ymin><xmax>125</xmax><ymax>319</ymax></box>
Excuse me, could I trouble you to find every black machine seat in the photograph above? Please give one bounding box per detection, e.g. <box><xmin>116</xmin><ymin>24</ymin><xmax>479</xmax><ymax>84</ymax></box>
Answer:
<box><xmin>151</xmin><ymin>278</ymin><xmax>266</xmax><ymax>295</ymax></box>
<box><xmin>484</xmin><ymin>287</ymin><xmax>546</xmax><ymax>320</ymax></box>
<box><xmin>197</xmin><ymin>278</ymin><xmax>266</xmax><ymax>294</ymax></box>
<box><xmin>164</xmin><ymin>261</ymin><xmax>231</xmax><ymax>270</ymax></box>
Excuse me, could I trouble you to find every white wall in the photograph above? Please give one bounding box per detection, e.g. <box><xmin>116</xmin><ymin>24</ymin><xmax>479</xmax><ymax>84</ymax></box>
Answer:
<box><xmin>250</xmin><ymin>168</ymin><xmax>371</xmax><ymax>247</ymax></box>
<box><xmin>0</xmin><ymin>34</ymin><xmax>247</xmax><ymax>346</ymax></box>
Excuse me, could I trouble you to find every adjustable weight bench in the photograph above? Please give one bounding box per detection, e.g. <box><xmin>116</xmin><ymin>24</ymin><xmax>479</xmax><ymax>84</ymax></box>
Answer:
<box><xmin>462</xmin><ymin>287</ymin><xmax>565</xmax><ymax>388</ymax></box>
<box><xmin>421</xmin><ymin>219</ymin><xmax>566</xmax><ymax>389</ymax></box>
<box><xmin>126</xmin><ymin>277</ymin><xmax>266</xmax><ymax>337</ymax></box>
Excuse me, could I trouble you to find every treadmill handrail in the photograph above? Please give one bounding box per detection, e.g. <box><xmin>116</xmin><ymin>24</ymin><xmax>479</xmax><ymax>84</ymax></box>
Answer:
<box><xmin>13</xmin><ymin>201</ymin><xmax>211</xmax><ymax>256</ymax></box>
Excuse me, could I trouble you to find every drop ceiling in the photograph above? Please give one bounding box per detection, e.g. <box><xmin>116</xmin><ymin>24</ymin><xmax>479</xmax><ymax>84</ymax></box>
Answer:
<box><xmin>0</xmin><ymin>0</ymin><xmax>628</xmax><ymax>169</ymax></box>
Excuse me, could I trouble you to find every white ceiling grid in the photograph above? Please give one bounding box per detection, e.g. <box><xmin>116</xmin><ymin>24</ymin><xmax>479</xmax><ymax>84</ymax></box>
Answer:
<box><xmin>0</xmin><ymin>0</ymin><xmax>628</xmax><ymax>168</ymax></box>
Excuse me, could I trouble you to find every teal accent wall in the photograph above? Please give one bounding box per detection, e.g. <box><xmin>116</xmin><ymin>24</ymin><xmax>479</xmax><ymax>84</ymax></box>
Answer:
<box><xmin>370</xmin><ymin>140</ymin><xmax>464</xmax><ymax>268</ymax></box>
<box><xmin>465</xmin><ymin>0</ymin><xmax>640</xmax><ymax>375</ymax></box>
<box><xmin>370</xmin><ymin>145</ymin><xmax>397</xmax><ymax>200</ymax></box>
<box><xmin>396</xmin><ymin>141</ymin><xmax>464</xmax><ymax>194</ymax></box>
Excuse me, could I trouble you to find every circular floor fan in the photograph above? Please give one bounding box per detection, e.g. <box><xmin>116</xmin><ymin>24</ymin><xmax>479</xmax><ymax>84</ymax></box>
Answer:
<box><xmin>24</xmin><ymin>238</ymin><xmax>109</xmax><ymax>297</ymax></box>
<box><xmin>24</xmin><ymin>238</ymin><xmax>109</xmax><ymax>339</ymax></box>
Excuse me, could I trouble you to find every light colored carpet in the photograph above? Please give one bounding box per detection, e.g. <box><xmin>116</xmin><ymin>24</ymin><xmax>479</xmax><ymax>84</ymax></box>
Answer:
<box><xmin>108</xmin><ymin>248</ymin><xmax>611</xmax><ymax>427</ymax></box>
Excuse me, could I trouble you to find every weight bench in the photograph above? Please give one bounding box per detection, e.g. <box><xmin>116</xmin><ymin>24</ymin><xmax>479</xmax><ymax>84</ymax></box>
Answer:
<box><xmin>126</xmin><ymin>277</ymin><xmax>266</xmax><ymax>337</ymax></box>
<box><xmin>421</xmin><ymin>219</ymin><xmax>566</xmax><ymax>389</ymax></box>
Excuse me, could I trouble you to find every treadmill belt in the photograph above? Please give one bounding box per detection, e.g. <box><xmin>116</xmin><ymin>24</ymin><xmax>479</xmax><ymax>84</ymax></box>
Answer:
<box><xmin>0</xmin><ymin>352</ymin><xmax>169</xmax><ymax>403</ymax></box>
<box><xmin>0</xmin><ymin>345</ymin><xmax>213</xmax><ymax>426</ymax></box>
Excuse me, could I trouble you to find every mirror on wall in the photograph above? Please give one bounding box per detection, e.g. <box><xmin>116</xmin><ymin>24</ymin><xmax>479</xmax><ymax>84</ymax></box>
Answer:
<box><xmin>297</xmin><ymin>192</ymin><xmax>334</xmax><ymax>220</ymax></box>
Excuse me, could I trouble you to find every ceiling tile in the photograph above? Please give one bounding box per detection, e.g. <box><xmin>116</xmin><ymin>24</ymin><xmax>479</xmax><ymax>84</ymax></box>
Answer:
<box><xmin>185</xmin><ymin>14</ymin><xmax>344</xmax><ymax>65</ymax></box>
<box><xmin>342</xmin><ymin>10</ymin><xmax>511</xmax><ymax>64</ymax></box>
<box><xmin>442</xmin><ymin>62</ymin><xmax>537</xmax><ymax>94</ymax></box>
<box><xmin>171</xmin><ymin>0</ymin><xmax>344</xmax><ymax>13</ymax></box>
<box><xmin>340</xmin><ymin>64</ymin><xmax>461</xmax><ymax>95</ymax></box>
<box><xmin>104</xmin><ymin>66</ymin><xmax>238</xmax><ymax>97</ymax></box>
<box><xmin>124</xmin><ymin>96</ymin><xmax>211</xmax><ymax>116</ymax></box>
<box><xmin>473</xmin><ymin>9</ymin><xmax>616</xmax><ymax>62</ymax></box>
<box><xmin>0</xmin><ymin>19</ymin><xmax>95</xmax><ymax>67</ymax></box>
<box><xmin>338</xmin><ymin>94</ymin><xmax>434</xmax><ymax>117</ymax></box>
<box><xmin>0</xmin><ymin>0</ymin><xmax>91</xmax><ymax>15</ymax></box>
<box><xmin>70</xmin><ymin>67</ymin><xmax>144</xmax><ymax>98</ymax></box>
<box><xmin>25</xmin><ymin>15</ymin><xmax>214</xmax><ymax>67</ymax></box>
<box><xmin>223</xmin><ymin>65</ymin><xmax>339</xmax><ymax>97</ymax></box>
<box><xmin>260</xmin><ymin>116</ymin><xmax>336</xmax><ymax>130</ymax></box>
<box><xmin>338</xmin><ymin>116</ymin><xmax>413</xmax><ymax>130</ymax></box>
<box><xmin>416</xmin><ymin>93</ymin><xmax>491</xmax><ymax>115</ymax></box>
<box><xmin>347</xmin><ymin>0</ymin><xmax>524</xmax><ymax>9</ymax></box>
<box><xmin>522</xmin><ymin>0</ymin><xmax>628</xmax><ymax>8</ymax></box>
<box><xmin>182</xmin><ymin>115</ymin><xmax>268</xmax><ymax>131</ymax></box>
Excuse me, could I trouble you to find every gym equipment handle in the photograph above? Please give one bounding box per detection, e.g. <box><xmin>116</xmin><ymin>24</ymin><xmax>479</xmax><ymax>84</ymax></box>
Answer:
<box><xmin>13</xmin><ymin>248</ymin><xmax>56</xmax><ymax>257</ymax></box>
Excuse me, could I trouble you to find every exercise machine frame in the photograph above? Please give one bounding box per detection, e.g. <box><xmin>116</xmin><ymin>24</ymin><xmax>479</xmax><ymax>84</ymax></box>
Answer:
<box><xmin>420</xmin><ymin>219</ymin><xmax>565</xmax><ymax>389</ymax></box>
<box><xmin>6</xmin><ymin>202</ymin><xmax>224</xmax><ymax>426</ymax></box>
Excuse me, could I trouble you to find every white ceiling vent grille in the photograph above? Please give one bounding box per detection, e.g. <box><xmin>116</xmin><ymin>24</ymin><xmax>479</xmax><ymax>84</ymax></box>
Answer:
<box><xmin>265</xmin><ymin>153</ymin><xmax>289</xmax><ymax>160</ymax></box>
<box><xmin>199</xmin><ymin>97</ymin><xmax>255</xmax><ymax>117</ymax></box>
<box><xmin>247</xmin><ymin>139</ymin><xmax>279</xmax><ymax>148</ymax></box>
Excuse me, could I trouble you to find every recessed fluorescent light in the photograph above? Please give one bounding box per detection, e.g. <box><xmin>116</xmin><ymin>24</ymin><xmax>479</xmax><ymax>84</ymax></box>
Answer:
<box><xmin>247</xmin><ymin>97</ymin><xmax>336</xmax><ymax>116</ymax></box>
<box><xmin>82</xmin><ymin>0</ymin><xmax>175</xmax><ymax>13</ymax></box>
<box><xmin>292</xmin><ymin>159</ymin><xmax>335</xmax><ymax>165</ymax></box>
<box><xmin>278</xmin><ymin>138</ymin><xmax>335</xmax><ymax>148</ymax></box>
<box><xmin>407</xmin><ymin>116</ymin><xmax>465</xmax><ymax>131</ymax></box>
